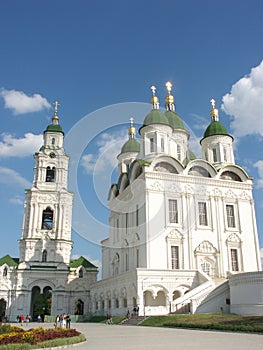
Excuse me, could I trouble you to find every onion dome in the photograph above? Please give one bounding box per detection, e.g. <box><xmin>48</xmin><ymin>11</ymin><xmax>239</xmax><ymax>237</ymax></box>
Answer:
<box><xmin>120</xmin><ymin>118</ymin><xmax>140</xmax><ymax>154</ymax></box>
<box><xmin>202</xmin><ymin>99</ymin><xmax>232</xmax><ymax>140</ymax></box>
<box><xmin>44</xmin><ymin>101</ymin><xmax>64</xmax><ymax>134</ymax></box>
<box><xmin>164</xmin><ymin>82</ymin><xmax>185</xmax><ymax>130</ymax></box>
<box><xmin>165</xmin><ymin>110</ymin><xmax>185</xmax><ymax>129</ymax></box>
<box><xmin>142</xmin><ymin>86</ymin><xmax>169</xmax><ymax>127</ymax></box>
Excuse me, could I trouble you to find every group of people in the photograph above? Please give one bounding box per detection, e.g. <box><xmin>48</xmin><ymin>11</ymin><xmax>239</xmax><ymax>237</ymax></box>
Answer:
<box><xmin>54</xmin><ymin>313</ymin><xmax>71</xmax><ymax>328</ymax></box>
<box><xmin>126</xmin><ymin>306</ymin><xmax>140</xmax><ymax>320</ymax></box>
<box><xmin>16</xmin><ymin>314</ymin><xmax>32</xmax><ymax>325</ymax></box>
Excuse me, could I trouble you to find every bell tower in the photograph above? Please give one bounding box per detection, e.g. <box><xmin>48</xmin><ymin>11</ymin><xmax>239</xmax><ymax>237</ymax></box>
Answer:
<box><xmin>19</xmin><ymin>102</ymin><xmax>73</xmax><ymax>267</ymax></box>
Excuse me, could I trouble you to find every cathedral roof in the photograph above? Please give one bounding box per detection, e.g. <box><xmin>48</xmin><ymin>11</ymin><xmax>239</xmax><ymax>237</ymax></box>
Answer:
<box><xmin>165</xmin><ymin>110</ymin><xmax>185</xmax><ymax>130</ymax></box>
<box><xmin>203</xmin><ymin>120</ymin><xmax>230</xmax><ymax>138</ymax></box>
<box><xmin>121</xmin><ymin>138</ymin><xmax>140</xmax><ymax>153</ymax></box>
<box><xmin>45</xmin><ymin>123</ymin><xmax>64</xmax><ymax>133</ymax></box>
<box><xmin>0</xmin><ymin>254</ymin><xmax>19</xmax><ymax>267</ymax></box>
<box><xmin>142</xmin><ymin>109</ymin><xmax>170</xmax><ymax>127</ymax></box>
<box><xmin>201</xmin><ymin>99</ymin><xmax>233</xmax><ymax>141</ymax></box>
<box><xmin>69</xmin><ymin>256</ymin><xmax>97</xmax><ymax>269</ymax></box>
<box><xmin>120</xmin><ymin>118</ymin><xmax>140</xmax><ymax>154</ymax></box>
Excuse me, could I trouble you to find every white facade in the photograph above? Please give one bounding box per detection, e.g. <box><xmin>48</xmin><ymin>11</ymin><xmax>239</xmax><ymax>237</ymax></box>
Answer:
<box><xmin>0</xmin><ymin>90</ymin><xmax>262</xmax><ymax>320</ymax></box>
<box><xmin>0</xmin><ymin>108</ymin><xmax>98</xmax><ymax>322</ymax></box>
<box><xmin>92</xmin><ymin>88</ymin><xmax>262</xmax><ymax>316</ymax></box>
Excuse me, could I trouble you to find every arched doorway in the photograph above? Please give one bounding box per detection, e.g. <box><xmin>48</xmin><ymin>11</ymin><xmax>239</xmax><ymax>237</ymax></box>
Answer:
<box><xmin>75</xmin><ymin>299</ymin><xmax>84</xmax><ymax>315</ymax></box>
<box><xmin>0</xmin><ymin>298</ymin><xmax>6</xmax><ymax>322</ymax></box>
<box><xmin>31</xmin><ymin>286</ymin><xmax>52</xmax><ymax>320</ymax></box>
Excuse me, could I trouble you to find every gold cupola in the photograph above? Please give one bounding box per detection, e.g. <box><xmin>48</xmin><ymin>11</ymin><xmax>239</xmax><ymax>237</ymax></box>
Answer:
<box><xmin>128</xmin><ymin>117</ymin><xmax>136</xmax><ymax>139</ymax></box>
<box><xmin>165</xmin><ymin>81</ymin><xmax>175</xmax><ymax>111</ymax></box>
<box><xmin>210</xmin><ymin>98</ymin><xmax>219</xmax><ymax>122</ymax></box>
<box><xmin>150</xmin><ymin>85</ymin><xmax>160</xmax><ymax>110</ymax></box>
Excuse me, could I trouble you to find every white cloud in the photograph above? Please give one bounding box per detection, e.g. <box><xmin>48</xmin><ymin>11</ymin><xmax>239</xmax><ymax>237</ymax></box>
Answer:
<box><xmin>0</xmin><ymin>133</ymin><xmax>43</xmax><ymax>158</ymax></box>
<box><xmin>221</xmin><ymin>60</ymin><xmax>263</xmax><ymax>137</ymax></box>
<box><xmin>189</xmin><ymin>113</ymin><xmax>208</xmax><ymax>132</ymax></box>
<box><xmin>254</xmin><ymin>160</ymin><xmax>263</xmax><ymax>188</ymax></box>
<box><xmin>0</xmin><ymin>166</ymin><xmax>31</xmax><ymax>188</ymax></box>
<box><xmin>80</xmin><ymin>130</ymin><xmax>127</xmax><ymax>175</ymax></box>
<box><xmin>9</xmin><ymin>196</ymin><xmax>24</xmax><ymax>205</ymax></box>
<box><xmin>0</xmin><ymin>88</ymin><xmax>51</xmax><ymax>115</ymax></box>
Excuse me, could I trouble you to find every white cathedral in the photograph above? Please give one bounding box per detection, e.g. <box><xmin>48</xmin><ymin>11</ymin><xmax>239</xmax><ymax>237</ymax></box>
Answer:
<box><xmin>0</xmin><ymin>84</ymin><xmax>262</xmax><ymax>321</ymax></box>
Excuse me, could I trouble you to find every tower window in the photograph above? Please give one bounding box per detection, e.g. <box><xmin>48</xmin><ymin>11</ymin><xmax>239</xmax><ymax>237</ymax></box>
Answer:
<box><xmin>51</xmin><ymin>138</ymin><xmax>55</xmax><ymax>145</ymax></box>
<box><xmin>212</xmin><ymin>148</ymin><xmax>218</xmax><ymax>163</ymax></box>
<box><xmin>46</xmin><ymin>166</ymin><xmax>56</xmax><ymax>182</ymax></box>
<box><xmin>169</xmin><ymin>199</ymin><xmax>178</xmax><ymax>223</ymax></box>
<box><xmin>136</xmin><ymin>205</ymin><xmax>139</xmax><ymax>227</ymax></box>
<box><xmin>171</xmin><ymin>246</ymin><xmax>179</xmax><ymax>269</ymax></box>
<box><xmin>41</xmin><ymin>207</ymin><xmax>53</xmax><ymax>230</ymax></box>
<box><xmin>198</xmin><ymin>202</ymin><xmax>208</xmax><ymax>226</ymax></box>
<box><xmin>230</xmin><ymin>249</ymin><xmax>239</xmax><ymax>271</ymax></box>
<box><xmin>226</xmin><ymin>204</ymin><xmax>236</xmax><ymax>228</ymax></box>
<box><xmin>126</xmin><ymin>212</ymin><xmax>128</xmax><ymax>232</ymax></box>
<box><xmin>177</xmin><ymin>144</ymin><xmax>181</xmax><ymax>161</ymax></box>
<box><xmin>161</xmin><ymin>138</ymin><xmax>165</xmax><ymax>152</ymax></box>
<box><xmin>3</xmin><ymin>267</ymin><xmax>7</xmax><ymax>277</ymax></box>
<box><xmin>42</xmin><ymin>250</ymin><xmax>47</xmax><ymax>262</ymax></box>
<box><xmin>79</xmin><ymin>268</ymin><xmax>83</xmax><ymax>278</ymax></box>
<box><xmin>150</xmin><ymin>137</ymin><xmax>155</xmax><ymax>153</ymax></box>
<box><xmin>223</xmin><ymin>148</ymin><xmax>227</xmax><ymax>162</ymax></box>
<box><xmin>136</xmin><ymin>249</ymin><xmax>139</xmax><ymax>268</ymax></box>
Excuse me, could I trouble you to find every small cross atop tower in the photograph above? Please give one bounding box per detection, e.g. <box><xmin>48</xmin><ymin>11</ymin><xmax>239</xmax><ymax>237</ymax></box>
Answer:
<box><xmin>210</xmin><ymin>98</ymin><xmax>216</xmax><ymax>109</ymax></box>
<box><xmin>53</xmin><ymin>100</ymin><xmax>60</xmax><ymax>116</ymax></box>
<box><xmin>150</xmin><ymin>85</ymin><xmax>156</xmax><ymax>96</ymax></box>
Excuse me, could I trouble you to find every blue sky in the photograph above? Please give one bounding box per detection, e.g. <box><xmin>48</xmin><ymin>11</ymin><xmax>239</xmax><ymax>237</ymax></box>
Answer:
<box><xmin>1</xmin><ymin>0</ymin><xmax>263</xmax><ymax>269</ymax></box>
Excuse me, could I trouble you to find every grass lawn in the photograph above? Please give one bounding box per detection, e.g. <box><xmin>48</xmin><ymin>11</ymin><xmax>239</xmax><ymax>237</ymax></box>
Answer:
<box><xmin>140</xmin><ymin>314</ymin><xmax>263</xmax><ymax>333</ymax></box>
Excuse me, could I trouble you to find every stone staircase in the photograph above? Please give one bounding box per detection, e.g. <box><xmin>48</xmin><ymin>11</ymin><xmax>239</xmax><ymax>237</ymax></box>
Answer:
<box><xmin>121</xmin><ymin>316</ymin><xmax>146</xmax><ymax>326</ymax></box>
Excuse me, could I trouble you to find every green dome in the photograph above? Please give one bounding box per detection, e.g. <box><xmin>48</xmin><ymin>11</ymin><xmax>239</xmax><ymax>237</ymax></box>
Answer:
<box><xmin>165</xmin><ymin>110</ymin><xmax>185</xmax><ymax>129</ymax></box>
<box><xmin>121</xmin><ymin>139</ymin><xmax>140</xmax><ymax>154</ymax></box>
<box><xmin>203</xmin><ymin>121</ymin><xmax>230</xmax><ymax>138</ymax></box>
<box><xmin>45</xmin><ymin>124</ymin><xmax>64</xmax><ymax>134</ymax></box>
<box><xmin>143</xmin><ymin>109</ymin><xmax>170</xmax><ymax>127</ymax></box>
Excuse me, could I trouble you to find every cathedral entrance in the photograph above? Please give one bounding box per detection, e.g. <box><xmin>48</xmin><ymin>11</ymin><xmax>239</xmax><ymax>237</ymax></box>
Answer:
<box><xmin>0</xmin><ymin>298</ymin><xmax>6</xmax><ymax>322</ymax></box>
<box><xmin>74</xmin><ymin>299</ymin><xmax>84</xmax><ymax>315</ymax></box>
<box><xmin>31</xmin><ymin>286</ymin><xmax>52</xmax><ymax>321</ymax></box>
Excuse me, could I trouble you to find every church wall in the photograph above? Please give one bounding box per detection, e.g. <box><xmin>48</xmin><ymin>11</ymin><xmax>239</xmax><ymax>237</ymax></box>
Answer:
<box><xmin>229</xmin><ymin>272</ymin><xmax>263</xmax><ymax>315</ymax></box>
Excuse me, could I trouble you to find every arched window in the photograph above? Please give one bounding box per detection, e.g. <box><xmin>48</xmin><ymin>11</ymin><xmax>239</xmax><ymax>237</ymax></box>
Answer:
<box><xmin>188</xmin><ymin>166</ymin><xmax>211</xmax><ymax>178</ymax></box>
<box><xmin>154</xmin><ymin>162</ymin><xmax>178</xmax><ymax>173</ymax></box>
<box><xmin>3</xmin><ymin>267</ymin><xmax>7</xmax><ymax>277</ymax></box>
<box><xmin>41</xmin><ymin>207</ymin><xmax>53</xmax><ymax>230</ymax></box>
<box><xmin>51</xmin><ymin>138</ymin><xmax>55</xmax><ymax>145</ymax></box>
<box><xmin>42</xmin><ymin>250</ymin><xmax>47</xmax><ymax>262</ymax></box>
<box><xmin>220</xmin><ymin>171</ymin><xmax>241</xmax><ymax>181</ymax></box>
<box><xmin>78</xmin><ymin>268</ymin><xmax>83</xmax><ymax>278</ymax></box>
<box><xmin>46</xmin><ymin>167</ymin><xmax>56</xmax><ymax>182</ymax></box>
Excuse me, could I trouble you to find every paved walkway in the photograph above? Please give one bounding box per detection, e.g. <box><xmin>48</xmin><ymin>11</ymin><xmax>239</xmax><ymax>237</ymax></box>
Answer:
<box><xmin>28</xmin><ymin>322</ymin><xmax>262</xmax><ymax>350</ymax></box>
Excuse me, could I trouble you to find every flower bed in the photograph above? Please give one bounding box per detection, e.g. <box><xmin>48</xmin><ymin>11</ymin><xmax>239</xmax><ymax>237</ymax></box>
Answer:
<box><xmin>0</xmin><ymin>326</ymin><xmax>81</xmax><ymax>346</ymax></box>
